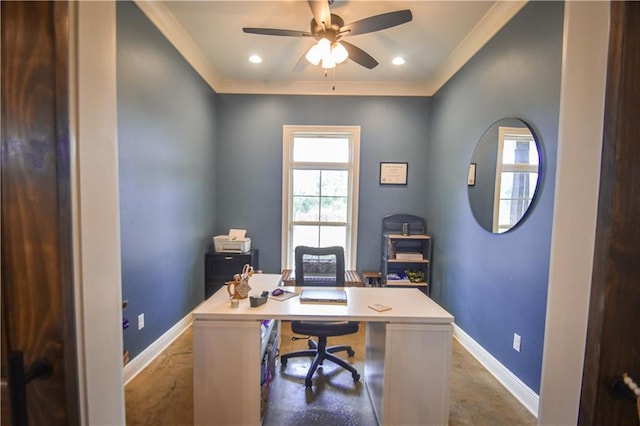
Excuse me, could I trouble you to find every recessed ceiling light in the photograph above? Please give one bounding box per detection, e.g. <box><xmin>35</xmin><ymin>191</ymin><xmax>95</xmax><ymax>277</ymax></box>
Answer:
<box><xmin>392</xmin><ymin>56</ymin><xmax>406</xmax><ymax>66</ymax></box>
<box><xmin>249</xmin><ymin>55</ymin><xmax>262</xmax><ymax>64</ymax></box>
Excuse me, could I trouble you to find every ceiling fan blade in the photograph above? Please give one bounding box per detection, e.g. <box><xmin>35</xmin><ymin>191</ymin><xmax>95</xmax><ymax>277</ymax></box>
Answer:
<box><xmin>341</xmin><ymin>40</ymin><xmax>378</xmax><ymax>69</ymax></box>
<box><xmin>293</xmin><ymin>51</ymin><xmax>310</xmax><ymax>72</ymax></box>
<box><xmin>340</xmin><ymin>10</ymin><xmax>412</xmax><ymax>37</ymax></box>
<box><xmin>308</xmin><ymin>0</ymin><xmax>331</xmax><ymax>28</ymax></box>
<box><xmin>243</xmin><ymin>28</ymin><xmax>313</xmax><ymax>37</ymax></box>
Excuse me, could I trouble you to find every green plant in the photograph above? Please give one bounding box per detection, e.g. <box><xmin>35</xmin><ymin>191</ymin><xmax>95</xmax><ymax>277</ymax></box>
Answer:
<box><xmin>405</xmin><ymin>269</ymin><xmax>425</xmax><ymax>283</ymax></box>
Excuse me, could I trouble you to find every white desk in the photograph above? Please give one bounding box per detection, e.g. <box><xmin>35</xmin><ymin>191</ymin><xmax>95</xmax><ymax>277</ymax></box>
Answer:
<box><xmin>193</xmin><ymin>273</ymin><xmax>453</xmax><ymax>426</ymax></box>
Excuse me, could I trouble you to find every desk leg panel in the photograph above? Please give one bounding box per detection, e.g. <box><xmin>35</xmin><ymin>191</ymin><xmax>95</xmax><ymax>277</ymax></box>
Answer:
<box><xmin>383</xmin><ymin>323</ymin><xmax>453</xmax><ymax>426</ymax></box>
<box><xmin>365</xmin><ymin>322</ymin><xmax>386</xmax><ymax>424</ymax></box>
<box><xmin>194</xmin><ymin>320</ymin><xmax>261</xmax><ymax>426</ymax></box>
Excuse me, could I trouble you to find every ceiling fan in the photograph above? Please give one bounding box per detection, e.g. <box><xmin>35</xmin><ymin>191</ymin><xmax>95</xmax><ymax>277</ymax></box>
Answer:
<box><xmin>242</xmin><ymin>0</ymin><xmax>413</xmax><ymax>70</ymax></box>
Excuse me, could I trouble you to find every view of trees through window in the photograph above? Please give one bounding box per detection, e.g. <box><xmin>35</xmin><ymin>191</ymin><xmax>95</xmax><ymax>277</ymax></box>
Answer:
<box><xmin>292</xmin><ymin>169</ymin><xmax>348</xmax><ymax>248</ymax></box>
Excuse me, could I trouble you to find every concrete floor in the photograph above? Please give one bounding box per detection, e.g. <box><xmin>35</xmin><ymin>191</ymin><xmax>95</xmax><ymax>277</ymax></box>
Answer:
<box><xmin>125</xmin><ymin>322</ymin><xmax>536</xmax><ymax>425</ymax></box>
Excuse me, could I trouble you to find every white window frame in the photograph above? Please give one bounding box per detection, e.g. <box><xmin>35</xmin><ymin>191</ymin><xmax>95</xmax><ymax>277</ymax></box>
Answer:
<box><xmin>492</xmin><ymin>126</ymin><xmax>538</xmax><ymax>233</ymax></box>
<box><xmin>281</xmin><ymin>125</ymin><xmax>360</xmax><ymax>270</ymax></box>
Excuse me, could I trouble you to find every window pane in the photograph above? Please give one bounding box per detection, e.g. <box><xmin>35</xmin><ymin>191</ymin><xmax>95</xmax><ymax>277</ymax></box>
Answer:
<box><xmin>320</xmin><ymin>196</ymin><xmax>347</xmax><ymax>222</ymax></box>
<box><xmin>320</xmin><ymin>170</ymin><xmax>348</xmax><ymax>196</ymax></box>
<box><xmin>293</xmin><ymin>196</ymin><xmax>319</xmax><ymax>221</ymax></box>
<box><xmin>293</xmin><ymin>137</ymin><xmax>349</xmax><ymax>163</ymax></box>
<box><xmin>500</xmin><ymin>172</ymin><xmax>535</xmax><ymax>200</ymax></box>
<box><xmin>293</xmin><ymin>170</ymin><xmax>319</xmax><ymax>195</ymax></box>
<box><xmin>498</xmin><ymin>199</ymin><xmax>515</xmax><ymax>230</ymax></box>
<box><xmin>293</xmin><ymin>225</ymin><xmax>319</xmax><ymax>248</ymax></box>
<box><xmin>319</xmin><ymin>226</ymin><xmax>346</xmax><ymax>247</ymax></box>
<box><xmin>498</xmin><ymin>197</ymin><xmax>533</xmax><ymax>230</ymax></box>
<box><xmin>502</xmin><ymin>140</ymin><xmax>538</xmax><ymax>166</ymax></box>
<box><xmin>291</xmin><ymin>225</ymin><xmax>346</xmax><ymax>264</ymax></box>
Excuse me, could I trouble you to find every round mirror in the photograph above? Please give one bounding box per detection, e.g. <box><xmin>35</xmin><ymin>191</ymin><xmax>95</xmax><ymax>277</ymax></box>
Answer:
<box><xmin>468</xmin><ymin>118</ymin><xmax>541</xmax><ymax>234</ymax></box>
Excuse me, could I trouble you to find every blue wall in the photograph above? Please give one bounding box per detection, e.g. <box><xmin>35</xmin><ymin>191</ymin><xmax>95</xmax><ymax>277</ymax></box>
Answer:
<box><xmin>117</xmin><ymin>2</ymin><xmax>218</xmax><ymax>359</ymax></box>
<box><xmin>426</xmin><ymin>1</ymin><xmax>564</xmax><ymax>393</ymax></box>
<box><xmin>215</xmin><ymin>95</ymin><xmax>431</xmax><ymax>274</ymax></box>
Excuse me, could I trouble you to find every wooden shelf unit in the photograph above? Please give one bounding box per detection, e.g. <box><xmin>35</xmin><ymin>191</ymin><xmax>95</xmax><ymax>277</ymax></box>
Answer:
<box><xmin>380</xmin><ymin>215</ymin><xmax>431</xmax><ymax>295</ymax></box>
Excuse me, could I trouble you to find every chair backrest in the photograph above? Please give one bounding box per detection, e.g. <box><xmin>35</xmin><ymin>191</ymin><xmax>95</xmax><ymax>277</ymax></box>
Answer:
<box><xmin>294</xmin><ymin>246</ymin><xmax>345</xmax><ymax>287</ymax></box>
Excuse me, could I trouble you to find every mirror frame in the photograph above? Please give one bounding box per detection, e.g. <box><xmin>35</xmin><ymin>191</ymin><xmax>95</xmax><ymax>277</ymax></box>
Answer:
<box><xmin>468</xmin><ymin>118</ymin><xmax>543</xmax><ymax>234</ymax></box>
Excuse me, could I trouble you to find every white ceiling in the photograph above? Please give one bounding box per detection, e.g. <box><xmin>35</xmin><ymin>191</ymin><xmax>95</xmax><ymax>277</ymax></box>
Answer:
<box><xmin>135</xmin><ymin>0</ymin><xmax>527</xmax><ymax>96</ymax></box>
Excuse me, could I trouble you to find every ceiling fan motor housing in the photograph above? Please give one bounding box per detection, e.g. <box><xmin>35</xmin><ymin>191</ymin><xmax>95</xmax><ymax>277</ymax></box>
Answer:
<box><xmin>310</xmin><ymin>14</ymin><xmax>344</xmax><ymax>41</ymax></box>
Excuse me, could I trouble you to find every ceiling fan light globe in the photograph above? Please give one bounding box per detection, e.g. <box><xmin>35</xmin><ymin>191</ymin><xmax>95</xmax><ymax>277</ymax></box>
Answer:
<box><xmin>317</xmin><ymin>38</ymin><xmax>331</xmax><ymax>56</ymax></box>
<box><xmin>321</xmin><ymin>56</ymin><xmax>336</xmax><ymax>69</ymax></box>
<box><xmin>305</xmin><ymin>44</ymin><xmax>322</xmax><ymax>66</ymax></box>
<box><xmin>331</xmin><ymin>42</ymin><xmax>348</xmax><ymax>64</ymax></box>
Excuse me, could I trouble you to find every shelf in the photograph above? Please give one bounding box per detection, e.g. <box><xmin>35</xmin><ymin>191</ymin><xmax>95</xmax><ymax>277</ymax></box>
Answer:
<box><xmin>381</xmin><ymin>214</ymin><xmax>431</xmax><ymax>295</ymax></box>
<box><xmin>259</xmin><ymin>319</ymin><xmax>276</xmax><ymax>358</ymax></box>
<box><xmin>388</xmin><ymin>258</ymin><xmax>429</xmax><ymax>263</ymax></box>
<box><xmin>386</xmin><ymin>281</ymin><xmax>428</xmax><ymax>287</ymax></box>
<box><xmin>385</xmin><ymin>233</ymin><xmax>430</xmax><ymax>240</ymax></box>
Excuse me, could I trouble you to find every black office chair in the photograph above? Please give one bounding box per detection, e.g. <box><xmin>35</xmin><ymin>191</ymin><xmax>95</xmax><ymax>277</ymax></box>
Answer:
<box><xmin>280</xmin><ymin>246</ymin><xmax>361</xmax><ymax>388</ymax></box>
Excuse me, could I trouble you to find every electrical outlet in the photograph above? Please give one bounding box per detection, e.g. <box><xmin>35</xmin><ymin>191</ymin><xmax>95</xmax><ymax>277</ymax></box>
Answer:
<box><xmin>138</xmin><ymin>313</ymin><xmax>145</xmax><ymax>330</ymax></box>
<box><xmin>513</xmin><ymin>333</ymin><xmax>521</xmax><ymax>352</ymax></box>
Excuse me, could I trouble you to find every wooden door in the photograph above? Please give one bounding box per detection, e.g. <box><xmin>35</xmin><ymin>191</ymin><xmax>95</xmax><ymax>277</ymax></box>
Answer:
<box><xmin>579</xmin><ymin>2</ymin><xmax>640</xmax><ymax>425</ymax></box>
<box><xmin>1</xmin><ymin>2</ymin><xmax>79</xmax><ymax>424</ymax></box>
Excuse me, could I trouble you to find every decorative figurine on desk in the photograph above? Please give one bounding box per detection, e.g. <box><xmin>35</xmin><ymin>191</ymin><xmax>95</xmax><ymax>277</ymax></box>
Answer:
<box><xmin>226</xmin><ymin>264</ymin><xmax>254</xmax><ymax>299</ymax></box>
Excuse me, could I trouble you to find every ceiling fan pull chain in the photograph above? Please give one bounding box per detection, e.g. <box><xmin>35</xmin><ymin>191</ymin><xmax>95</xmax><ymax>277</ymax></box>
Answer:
<box><xmin>332</xmin><ymin>67</ymin><xmax>336</xmax><ymax>91</ymax></box>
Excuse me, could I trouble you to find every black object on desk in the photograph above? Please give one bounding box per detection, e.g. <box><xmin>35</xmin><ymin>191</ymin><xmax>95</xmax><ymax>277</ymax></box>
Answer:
<box><xmin>205</xmin><ymin>249</ymin><xmax>259</xmax><ymax>299</ymax></box>
<box><xmin>249</xmin><ymin>291</ymin><xmax>269</xmax><ymax>307</ymax></box>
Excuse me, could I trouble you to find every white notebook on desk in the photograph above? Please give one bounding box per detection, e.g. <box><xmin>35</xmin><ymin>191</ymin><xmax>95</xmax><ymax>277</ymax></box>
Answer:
<box><xmin>299</xmin><ymin>289</ymin><xmax>347</xmax><ymax>305</ymax></box>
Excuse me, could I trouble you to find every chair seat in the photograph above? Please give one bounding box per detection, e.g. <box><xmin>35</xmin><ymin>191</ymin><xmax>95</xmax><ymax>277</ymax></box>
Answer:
<box><xmin>291</xmin><ymin>320</ymin><xmax>359</xmax><ymax>337</ymax></box>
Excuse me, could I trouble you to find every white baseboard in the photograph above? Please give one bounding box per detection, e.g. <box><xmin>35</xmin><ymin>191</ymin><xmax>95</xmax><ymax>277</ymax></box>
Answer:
<box><xmin>453</xmin><ymin>324</ymin><xmax>539</xmax><ymax>418</ymax></box>
<box><xmin>123</xmin><ymin>312</ymin><xmax>193</xmax><ymax>385</ymax></box>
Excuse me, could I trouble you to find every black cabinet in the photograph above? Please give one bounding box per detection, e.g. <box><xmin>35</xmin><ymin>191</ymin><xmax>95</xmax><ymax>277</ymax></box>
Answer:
<box><xmin>204</xmin><ymin>249</ymin><xmax>259</xmax><ymax>299</ymax></box>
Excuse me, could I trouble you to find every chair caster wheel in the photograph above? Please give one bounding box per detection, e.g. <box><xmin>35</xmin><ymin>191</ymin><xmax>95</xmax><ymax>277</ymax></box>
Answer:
<box><xmin>353</xmin><ymin>372</ymin><xmax>360</xmax><ymax>383</ymax></box>
<box><xmin>305</xmin><ymin>379</ymin><xmax>313</xmax><ymax>388</ymax></box>
<box><xmin>347</xmin><ymin>349</ymin><xmax>355</xmax><ymax>357</ymax></box>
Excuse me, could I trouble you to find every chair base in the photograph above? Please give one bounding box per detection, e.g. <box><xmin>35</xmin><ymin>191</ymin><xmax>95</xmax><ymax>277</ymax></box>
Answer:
<box><xmin>281</xmin><ymin>336</ymin><xmax>360</xmax><ymax>388</ymax></box>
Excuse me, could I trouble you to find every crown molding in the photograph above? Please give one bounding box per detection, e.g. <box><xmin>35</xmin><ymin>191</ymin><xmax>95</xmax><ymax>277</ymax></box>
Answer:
<box><xmin>135</xmin><ymin>0</ymin><xmax>528</xmax><ymax>97</ymax></box>
<box><xmin>134</xmin><ymin>0</ymin><xmax>223</xmax><ymax>90</ymax></box>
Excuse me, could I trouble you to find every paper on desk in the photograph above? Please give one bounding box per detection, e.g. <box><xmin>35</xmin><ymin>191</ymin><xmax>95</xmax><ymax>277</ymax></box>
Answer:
<box><xmin>368</xmin><ymin>303</ymin><xmax>392</xmax><ymax>312</ymax></box>
<box><xmin>228</xmin><ymin>229</ymin><xmax>246</xmax><ymax>240</ymax></box>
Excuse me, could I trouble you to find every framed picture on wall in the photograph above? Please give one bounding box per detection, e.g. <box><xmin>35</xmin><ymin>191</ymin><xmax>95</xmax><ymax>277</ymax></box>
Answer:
<box><xmin>468</xmin><ymin>163</ymin><xmax>477</xmax><ymax>186</ymax></box>
<box><xmin>380</xmin><ymin>162</ymin><xmax>408</xmax><ymax>185</ymax></box>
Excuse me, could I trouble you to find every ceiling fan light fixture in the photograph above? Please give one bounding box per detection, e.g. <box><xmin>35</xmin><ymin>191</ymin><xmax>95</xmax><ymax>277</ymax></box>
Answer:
<box><xmin>248</xmin><ymin>54</ymin><xmax>262</xmax><ymax>64</ymax></box>
<box><xmin>316</xmin><ymin>38</ymin><xmax>331</xmax><ymax>56</ymax></box>
<box><xmin>331</xmin><ymin>42</ymin><xmax>348</xmax><ymax>64</ymax></box>
<box><xmin>392</xmin><ymin>56</ymin><xmax>405</xmax><ymax>66</ymax></box>
<box><xmin>305</xmin><ymin>44</ymin><xmax>322</xmax><ymax>66</ymax></box>
<box><xmin>307</xmin><ymin>38</ymin><xmax>341</xmax><ymax>68</ymax></box>
<box><xmin>321</xmin><ymin>55</ymin><xmax>336</xmax><ymax>69</ymax></box>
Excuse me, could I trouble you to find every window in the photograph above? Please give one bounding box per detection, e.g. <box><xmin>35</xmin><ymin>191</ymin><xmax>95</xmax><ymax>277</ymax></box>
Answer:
<box><xmin>493</xmin><ymin>126</ymin><xmax>539</xmax><ymax>233</ymax></box>
<box><xmin>282</xmin><ymin>126</ymin><xmax>360</xmax><ymax>269</ymax></box>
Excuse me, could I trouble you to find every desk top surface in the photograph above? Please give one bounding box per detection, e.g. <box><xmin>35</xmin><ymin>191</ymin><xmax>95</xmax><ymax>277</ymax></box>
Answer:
<box><xmin>193</xmin><ymin>273</ymin><xmax>453</xmax><ymax>324</ymax></box>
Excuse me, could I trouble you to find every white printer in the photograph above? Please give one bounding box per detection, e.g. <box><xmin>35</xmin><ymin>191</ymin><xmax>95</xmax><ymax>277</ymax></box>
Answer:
<box><xmin>213</xmin><ymin>229</ymin><xmax>251</xmax><ymax>253</ymax></box>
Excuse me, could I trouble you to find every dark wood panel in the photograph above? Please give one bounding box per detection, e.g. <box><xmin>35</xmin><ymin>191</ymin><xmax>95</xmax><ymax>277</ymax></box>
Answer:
<box><xmin>579</xmin><ymin>2</ymin><xmax>640</xmax><ymax>425</ymax></box>
<box><xmin>1</xmin><ymin>1</ymin><xmax>78</xmax><ymax>424</ymax></box>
